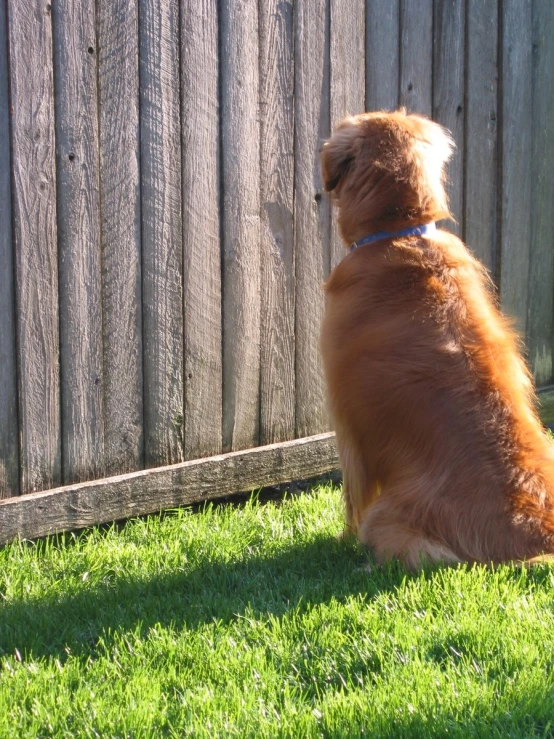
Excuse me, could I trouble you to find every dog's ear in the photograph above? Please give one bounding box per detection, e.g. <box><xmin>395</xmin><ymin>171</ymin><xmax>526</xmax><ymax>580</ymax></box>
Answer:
<box><xmin>320</xmin><ymin>119</ymin><xmax>359</xmax><ymax>192</ymax></box>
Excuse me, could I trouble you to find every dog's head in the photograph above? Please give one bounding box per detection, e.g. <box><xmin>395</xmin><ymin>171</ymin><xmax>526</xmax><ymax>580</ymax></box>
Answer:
<box><xmin>320</xmin><ymin>109</ymin><xmax>454</xmax><ymax>245</ymax></box>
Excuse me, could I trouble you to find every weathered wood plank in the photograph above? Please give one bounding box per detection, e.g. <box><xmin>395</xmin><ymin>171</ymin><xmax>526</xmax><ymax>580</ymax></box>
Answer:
<box><xmin>0</xmin><ymin>433</ymin><xmax>340</xmax><ymax>545</ymax></box>
<box><xmin>330</xmin><ymin>0</ymin><xmax>365</xmax><ymax>268</ymax></box>
<box><xmin>220</xmin><ymin>0</ymin><xmax>261</xmax><ymax>452</ymax></box>
<box><xmin>399</xmin><ymin>0</ymin><xmax>432</xmax><ymax>115</ymax></box>
<box><xmin>139</xmin><ymin>0</ymin><xmax>184</xmax><ymax>466</ymax></box>
<box><xmin>53</xmin><ymin>0</ymin><xmax>104</xmax><ymax>484</ymax></box>
<box><xmin>294</xmin><ymin>0</ymin><xmax>330</xmax><ymax>438</ymax></box>
<box><xmin>465</xmin><ymin>0</ymin><xmax>498</xmax><ymax>273</ymax></box>
<box><xmin>432</xmin><ymin>0</ymin><xmax>465</xmax><ymax>236</ymax></box>
<box><xmin>259</xmin><ymin>0</ymin><xmax>295</xmax><ymax>445</ymax></box>
<box><xmin>97</xmin><ymin>0</ymin><xmax>143</xmax><ymax>475</ymax></box>
<box><xmin>181</xmin><ymin>0</ymin><xmax>222</xmax><ymax>459</ymax></box>
<box><xmin>0</xmin><ymin>0</ymin><xmax>19</xmax><ymax>498</ymax></box>
<box><xmin>365</xmin><ymin>0</ymin><xmax>400</xmax><ymax>112</ymax></box>
<box><xmin>527</xmin><ymin>0</ymin><xmax>554</xmax><ymax>385</ymax></box>
<box><xmin>499</xmin><ymin>0</ymin><xmax>532</xmax><ymax>335</ymax></box>
<box><xmin>8</xmin><ymin>0</ymin><xmax>61</xmax><ymax>493</ymax></box>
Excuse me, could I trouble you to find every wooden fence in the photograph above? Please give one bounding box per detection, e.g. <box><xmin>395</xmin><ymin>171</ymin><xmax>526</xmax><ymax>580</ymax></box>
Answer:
<box><xmin>1</xmin><ymin>0</ymin><xmax>553</xmax><ymax>539</ymax></box>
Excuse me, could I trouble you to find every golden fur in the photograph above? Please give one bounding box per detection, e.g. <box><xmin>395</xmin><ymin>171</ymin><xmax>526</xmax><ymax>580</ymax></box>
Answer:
<box><xmin>320</xmin><ymin>109</ymin><xmax>554</xmax><ymax>568</ymax></box>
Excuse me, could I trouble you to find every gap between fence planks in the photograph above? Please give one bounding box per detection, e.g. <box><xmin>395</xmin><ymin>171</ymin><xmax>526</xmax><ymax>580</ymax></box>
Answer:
<box><xmin>0</xmin><ymin>433</ymin><xmax>339</xmax><ymax>546</ymax></box>
<box><xmin>0</xmin><ymin>0</ymin><xmax>18</xmax><ymax>498</ymax></box>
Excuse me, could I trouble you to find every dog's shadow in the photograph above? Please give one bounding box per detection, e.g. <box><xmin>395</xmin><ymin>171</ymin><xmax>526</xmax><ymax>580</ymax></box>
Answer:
<box><xmin>0</xmin><ymin>533</ymin><xmax>413</xmax><ymax>663</ymax></box>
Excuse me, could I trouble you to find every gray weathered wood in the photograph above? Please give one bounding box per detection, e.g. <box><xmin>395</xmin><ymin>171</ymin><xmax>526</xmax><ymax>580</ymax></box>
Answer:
<box><xmin>97</xmin><ymin>0</ymin><xmax>144</xmax><ymax>475</ymax></box>
<box><xmin>53</xmin><ymin>0</ymin><xmax>104</xmax><ymax>485</ymax></box>
<box><xmin>140</xmin><ymin>0</ymin><xmax>184</xmax><ymax>467</ymax></box>
<box><xmin>499</xmin><ymin>0</ymin><xmax>532</xmax><ymax>335</ymax></box>
<box><xmin>0</xmin><ymin>433</ymin><xmax>340</xmax><ymax>545</ymax></box>
<box><xmin>330</xmin><ymin>0</ymin><xmax>365</xmax><ymax>268</ymax></box>
<box><xmin>365</xmin><ymin>0</ymin><xmax>400</xmax><ymax>112</ymax></box>
<box><xmin>8</xmin><ymin>0</ymin><xmax>61</xmax><ymax>494</ymax></box>
<box><xmin>432</xmin><ymin>0</ymin><xmax>465</xmax><ymax>236</ymax></box>
<box><xmin>527</xmin><ymin>0</ymin><xmax>554</xmax><ymax>385</ymax></box>
<box><xmin>259</xmin><ymin>0</ymin><xmax>295</xmax><ymax>445</ymax></box>
<box><xmin>399</xmin><ymin>0</ymin><xmax>432</xmax><ymax>115</ymax></box>
<box><xmin>294</xmin><ymin>0</ymin><xmax>331</xmax><ymax>438</ymax></box>
<box><xmin>0</xmin><ymin>0</ymin><xmax>19</xmax><ymax>498</ymax></box>
<box><xmin>181</xmin><ymin>0</ymin><xmax>222</xmax><ymax>460</ymax></box>
<box><xmin>220</xmin><ymin>0</ymin><xmax>261</xmax><ymax>452</ymax></box>
<box><xmin>465</xmin><ymin>0</ymin><xmax>498</xmax><ymax>273</ymax></box>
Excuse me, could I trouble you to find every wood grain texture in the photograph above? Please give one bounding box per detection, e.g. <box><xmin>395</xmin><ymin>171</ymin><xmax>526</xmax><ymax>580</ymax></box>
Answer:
<box><xmin>527</xmin><ymin>0</ymin><xmax>554</xmax><ymax>385</ymax></box>
<box><xmin>97</xmin><ymin>0</ymin><xmax>144</xmax><ymax>475</ymax></box>
<box><xmin>499</xmin><ymin>0</ymin><xmax>532</xmax><ymax>335</ymax></box>
<box><xmin>432</xmin><ymin>0</ymin><xmax>465</xmax><ymax>236</ymax></box>
<box><xmin>365</xmin><ymin>0</ymin><xmax>400</xmax><ymax>112</ymax></box>
<box><xmin>220</xmin><ymin>0</ymin><xmax>261</xmax><ymax>452</ymax></box>
<box><xmin>330</xmin><ymin>0</ymin><xmax>365</xmax><ymax>268</ymax></box>
<box><xmin>0</xmin><ymin>0</ymin><xmax>19</xmax><ymax>498</ymax></box>
<box><xmin>399</xmin><ymin>0</ymin><xmax>432</xmax><ymax>115</ymax></box>
<box><xmin>139</xmin><ymin>0</ymin><xmax>184</xmax><ymax>467</ymax></box>
<box><xmin>465</xmin><ymin>0</ymin><xmax>498</xmax><ymax>273</ymax></box>
<box><xmin>294</xmin><ymin>0</ymin><xmax>331</xmax><ymax>438</ymax></box>
<box><xmin>259</xmin><ymin>0</ymin><xmax>295</xmax><ymax>445</ymax></box>
<box><xmin>0</xmin><ymin>433</ymin><xmax>339</xmax><ymax>545</ymax></box>
<box><xmin>181</xmin><ymin>0</ymin><xmax>222</xmax><ymax>459</ymax></box>
<box><xmin>53</xmin><ymin>0</ymin><xmax>104</xmax><ymax>484</ymax></box>
<box><xmin>8</xmin><ymin>0</ymin><xmax>61</xmax><ymax>494</ymax></box>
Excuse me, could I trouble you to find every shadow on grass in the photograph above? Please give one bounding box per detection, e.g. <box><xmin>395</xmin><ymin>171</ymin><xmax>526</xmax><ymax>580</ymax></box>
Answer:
<box><xmin>0</xmin><ymin>532</ymin><xmax>410</xmax><ymax>662</ymax></box>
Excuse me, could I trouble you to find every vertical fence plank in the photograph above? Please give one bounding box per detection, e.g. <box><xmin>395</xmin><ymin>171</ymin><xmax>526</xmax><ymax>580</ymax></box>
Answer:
<box><xmin>432</xmin><ymin>0</ymin><xmax>465</xmax><ymax>235</ymax></box>
<box><xmin>365</xmin><ymin>0</ymin><xmax>399</xmax><ymax>112</ymax></box>
<box><xmin>181</xmin><ymin>0</ymin><xmax>222</xmax><ymax>459</ymax></box>
<box><xmin>259</xmin><ymin>0</ymin><xmax>295</xmax><ymax>445</ymax></box>
<box><xmin>97</xmin><ymin>0</ymin><xmax>143</xmax><ymax>475</ymax></box>
<box><xmin>329</xmin><ymin>0</ymin><xmax>365</xmax><ymax>268</ymax></box>
<box><xmin>527</xmin><ymin>0</ymin><xmax>554</xmax><ymax>385</ymax></box>
<box><xmin>8</xmin><ymin>0</ymin><xmax>61</xmax><ymax>494</ymax></box>
<box><xmin>294</xmin><ymin>0</ymin><xmax>330</xmax><ymax>438</ymax></box>
<box><xmin>499</xmin><ymin>1</ymin><xmax>532</xmax><ymax>335</ymax></box>
<box><xmin>140</xmin><ymin>0</ymin><xmax>184</xmax><ymax>467</ymax></box>
<box><xmin>465</xmin><ymin>0</ymin><xmax>498</xmax><ymax>273</ymax></box>
<box><xmin>0</xmin><ymin>0</ymin><xmax>18</xmax><ymax>498</ymax></box>
<box><xmin>221</xmin><ymin>0</ymin><xmax>261</xmax><ymax>452</ymax></box>
<box><xmin>399</xmin><ymin>0</ymin><xmax>432</xmax><ymax>115</ymax></box>
<box><xmin>181</xmin><ymin>0</ymin><xmax>223</xmax><ymax>459</ymax></box>
<box><xmin>53</xmin><ymin>0</ymin><xmax>104</xmax><ymax>485</ymax></box>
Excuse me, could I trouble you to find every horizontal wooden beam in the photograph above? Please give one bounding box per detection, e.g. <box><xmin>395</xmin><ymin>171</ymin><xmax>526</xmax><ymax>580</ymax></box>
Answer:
<box><xmin>0</xmin><ymin>432</ymin><xmax>339</xmax><ymax>545</ymax></box>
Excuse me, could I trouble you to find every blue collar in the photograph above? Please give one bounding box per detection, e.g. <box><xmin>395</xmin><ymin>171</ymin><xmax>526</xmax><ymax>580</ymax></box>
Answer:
<box><xmin>350</xmin><ymin>222</ymin><xmax>436</xmax><ymax>251</ymax></box>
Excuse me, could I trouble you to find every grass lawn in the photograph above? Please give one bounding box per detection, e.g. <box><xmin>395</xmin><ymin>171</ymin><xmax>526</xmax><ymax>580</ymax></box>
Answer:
<box><xmin>1</xmin><ymin>482</ymin><xmax>554</xmax><ymax>738</ymax></box>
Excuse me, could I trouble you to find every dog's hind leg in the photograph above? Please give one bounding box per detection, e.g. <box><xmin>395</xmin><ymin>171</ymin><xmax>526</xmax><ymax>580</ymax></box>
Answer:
<box><xmin>336</xmin><ymin>431</ymin><xmax>379</xmax><ymax>536</ymax></box>
<box><xmin>358</xmin><ymin>497</ymin><xmax>461</xmax><ymax>569</ymax></box>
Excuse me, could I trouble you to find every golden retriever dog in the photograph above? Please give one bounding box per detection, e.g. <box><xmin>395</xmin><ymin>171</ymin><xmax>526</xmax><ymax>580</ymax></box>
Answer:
<box><xmin>320</xmin><ymin>109</ymin><xmax>554</xmax><ymax>568</ymax></box>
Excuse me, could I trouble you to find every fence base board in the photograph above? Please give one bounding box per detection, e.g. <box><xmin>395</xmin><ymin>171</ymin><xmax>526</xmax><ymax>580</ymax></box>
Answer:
<box><xmin>0</xmin><ymin>432</ymin><xmax>339</xmax><ymax>545</ymax></box>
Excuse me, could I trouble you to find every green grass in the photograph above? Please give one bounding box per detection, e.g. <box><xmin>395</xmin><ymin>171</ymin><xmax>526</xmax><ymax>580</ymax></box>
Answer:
<box><xmin>1</xmin><ymin>483</ymin><xmax>554</xmax><ymax>738</ymax></box>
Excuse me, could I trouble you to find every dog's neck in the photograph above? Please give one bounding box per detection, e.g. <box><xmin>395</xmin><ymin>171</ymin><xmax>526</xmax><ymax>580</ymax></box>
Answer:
<box><xmin>349</xmin><ymin>222</ymin><xmax>436</xmax><ymax>252</ymax></box>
